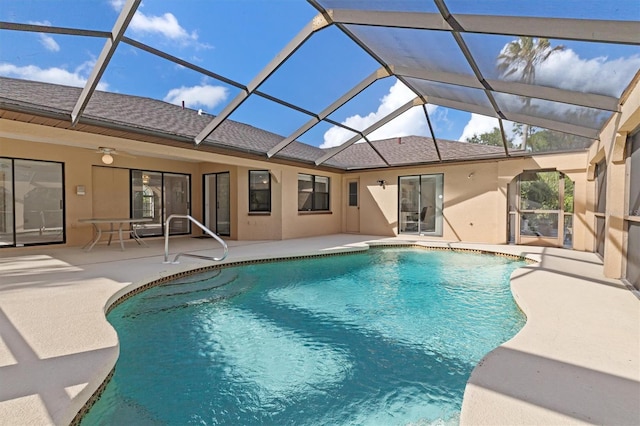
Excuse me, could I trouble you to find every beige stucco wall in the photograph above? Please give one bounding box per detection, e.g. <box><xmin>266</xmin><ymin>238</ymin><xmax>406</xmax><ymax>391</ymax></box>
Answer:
<box><xmin>0</xmin><ymin>119</ymin><xmax>344</xmax><ymax>247</ymax></box>
<box><xmin>0</xmin><ymin>118</ymin><xmax>594</xmax><ymax>250</ymax></box>
<box><xmin>4</xmin><ymin>88</ymin><xmax>638</xmax><ymax>265</ymax></box>
<box><xmin>586</xmin><ymin>74</ymin><xmax>640</xmax><ymax>278</ymax></box>
<box><xmin>346</xmin><ymin>152</ymin><xmax>588</xmax><ymax>245</ymax></box>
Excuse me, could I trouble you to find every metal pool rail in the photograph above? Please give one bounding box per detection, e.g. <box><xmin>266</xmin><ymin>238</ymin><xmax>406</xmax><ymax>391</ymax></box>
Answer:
<box><xmin>164</xmin><ymin>214</ymin><xmax>228</xmax><ymax>264</ymax></box>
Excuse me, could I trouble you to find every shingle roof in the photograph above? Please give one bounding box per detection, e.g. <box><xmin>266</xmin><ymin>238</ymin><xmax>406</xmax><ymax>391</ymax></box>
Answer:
<box><xmin>331</xmin><ymin>135</ymin><xmax>505</xmax><ymax>168</ymax></box>
<box><xmin>0</xmin><ymin>77</ymin><xmax>503</xmax><ymax>170</ymax></box>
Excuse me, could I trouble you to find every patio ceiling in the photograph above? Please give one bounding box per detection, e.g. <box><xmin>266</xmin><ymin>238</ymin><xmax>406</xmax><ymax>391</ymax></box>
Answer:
<box><xmin>1</xmin><ymin>0</ymin><xmax>639</xmax><ymax>168</ymax></box>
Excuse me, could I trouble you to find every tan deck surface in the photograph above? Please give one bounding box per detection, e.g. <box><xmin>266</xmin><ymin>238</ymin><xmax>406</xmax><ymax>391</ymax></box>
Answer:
<box><xmin>1</xmin><ymin>234</ymin><xmax>638</xmax><ymax>425</ymax></box>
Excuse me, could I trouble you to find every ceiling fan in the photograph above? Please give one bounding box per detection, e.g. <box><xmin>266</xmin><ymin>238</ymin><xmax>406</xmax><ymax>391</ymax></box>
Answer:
<box><xmin>94</xmin><ymin>147</ymin><xmax>135</xmax><ymax>164</ymax></box>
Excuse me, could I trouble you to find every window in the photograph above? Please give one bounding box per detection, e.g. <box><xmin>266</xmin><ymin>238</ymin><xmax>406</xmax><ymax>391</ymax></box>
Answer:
<box><xmin>398</xmin><ymin>174</ymin><xmax>443</xmax><ymax>235</ymax></box>
<box><xmin>249</xmin><ymin>170</ymin><xmax>271</xmax><ymax>212</ymax></box>
<box><xmin>298</xmin><ymin>173</ymin><xmax>329</xmax><ymax>211</ymax></box>
<box><xmin>0</xmin><ymin>158</ymin><xmax>65</xmax><ymax>247</ymax></box>
<box><xmin>348</xmin><ymin>181</ymin><xmax>358</xmax><ymax>207</ymax></box>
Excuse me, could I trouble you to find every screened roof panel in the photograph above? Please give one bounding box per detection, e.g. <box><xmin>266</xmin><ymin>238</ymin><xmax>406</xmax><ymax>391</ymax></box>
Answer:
<box><xmin>2</xmin><ymin>0</ymin><xmax>638</xmax><ymax>168</ymax></box>
<box><xmin>1</xmin><ymin>0</ymin><xmax>116</xmax><ymax>31</ymax></box>
<box><xmin>325</xmin><ymin>77</ymin><xmax>404</xmax><ymax>128</ymax></box>
<box><xmin>405</xmin><ymin>78</ymin><xmax>494</xmax><ymax>110</ymax></box>
<box><xmin>101</xmin><ymin>44</ymin><xmax>242</xmax><ymax>117</ymax></box>
<box><xmin>137</xmin><ymin>0</ymin><xmax>315</xmax><ymax>85</ymax></box>
<box><xmin>445</xmin><ymin>0</ymin><xmax>640</xmax><ymax>21</ymax></box>
<box><xmin>345</xmin><ymin>25</ymin><xmax>475</xmax><ymax>75</ymax></box>
<box><xmin>223</xmin><ymin>93</ymin><xmax>312</xmax><ymax>141</ymax></box>
<box><xmin>297</xmin><ymin>120</ymin><xmax>352</xmax><ymax>148</ymax></box>
<box><xmin>257</xmin><ymin>26</ymin><xmax>379</xmax><ymax>113</ymax></box>
<box><xmin>494</xmin><ymin>92</ymin><xmax>611</xmax><ymax>132</ymax></box>
<box><xmin>0</xmin><ymin>31</ymin><xmax>106</xmax><ymax>88</ymax></box>
<box><xmin>504</xmin><ymin>122</ymin><xmax>595</xmax><ymax>155</ymax></box>
<box><xmin>372</xmin><ymin>136</ymin><xmax>441</xmax><ymax>166</ymax></box>
<box><xmin>463</xmin><ymin>33</ymin><xmax>640</xmax><ymax>98</ymax></box>
<box><xmin>330</xmin><ymin>140</ymin><xmax>388</xmax><ymax>169</ymax></box>
<box><xmin>315</xmin><ymin>0</ymin><xmax>438</xmax><ymax>13</ymax></box>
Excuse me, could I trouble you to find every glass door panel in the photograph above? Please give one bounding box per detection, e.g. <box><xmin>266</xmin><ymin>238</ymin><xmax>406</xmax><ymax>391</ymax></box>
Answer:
<box><xmin>399</xmin><ymin>176</ymin><xmax>419</xmax><ymax>233</ymax></box>
<box><xmin>216</xmin><ymin>172</ymin><xmax>230</xmax><ymax>236</ymax></box>
<box><xmin>204</xmin><ymin>174</ymin><xmax>216</xmax><ymax>233</ymax></box>
<box><xmin>132</xmin><ymin>171</ymin><xmax>163</xmax><ymax>237</ymax></box>
<box><xmin>15</xmin><ymin>159</ymin><xmax>64</xmax><ymax>245</ymax></box>
<box><xmin>203</xmin><ymin>172</ymin><xmax>230</xmax><ymax>236</ymax></box>
<box><xmin>420</xmin><ymin>174</ymin><xmax>443</xmax><ymax>235</ymax></box>
<box><xmin>164</xmin><ymin>173</ymin><xmax>190</xmax><ymax>234</ymax></box>
<box><xmin>0</xmin><ymin>159</ymin><xmax>14</xmax><ymax>246</ymax></box>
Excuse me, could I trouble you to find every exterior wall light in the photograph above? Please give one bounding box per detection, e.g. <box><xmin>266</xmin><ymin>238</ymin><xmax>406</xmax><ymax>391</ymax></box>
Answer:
<box><xmin>101</xmin><ymin>153</ymin><xmax>114</xmax><ymax>164</ymax></box>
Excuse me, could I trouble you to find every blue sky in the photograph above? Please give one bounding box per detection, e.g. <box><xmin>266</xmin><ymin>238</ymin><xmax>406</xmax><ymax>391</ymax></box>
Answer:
<box><xmin>1</xmin><ymin>0</ymin><xmax>639</xmax><ymax>148</ymax></box>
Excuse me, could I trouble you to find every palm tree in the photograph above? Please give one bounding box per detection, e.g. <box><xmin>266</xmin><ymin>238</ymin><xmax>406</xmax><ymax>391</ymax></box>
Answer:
<box><xmin>497</xmin><ymin>37</ymin><xmax>564</xmax><ymax>151</ymax></box>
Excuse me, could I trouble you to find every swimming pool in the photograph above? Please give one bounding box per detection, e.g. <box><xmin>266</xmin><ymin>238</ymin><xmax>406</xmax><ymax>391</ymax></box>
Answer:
<box><xmin>81</xmin><ymin>247</ymin><xmax>526</xmax><ymax>425</ymax></box>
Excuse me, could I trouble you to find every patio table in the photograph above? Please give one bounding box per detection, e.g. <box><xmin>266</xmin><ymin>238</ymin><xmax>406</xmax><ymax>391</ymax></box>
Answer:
<box><xmin>79</xmin><ymin>218</ymin><xmax>152</xmax><ymax>251</ymax></box>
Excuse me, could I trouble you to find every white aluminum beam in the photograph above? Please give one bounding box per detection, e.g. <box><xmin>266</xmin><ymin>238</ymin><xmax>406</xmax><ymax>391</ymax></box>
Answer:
<box><xmin>70</xmin><ymin>0</ymin><xmax>140</xmax><ymax>125</ymax></box>
<box><xmin>0</xmin><ymin>21</ymin><xmax>110</xmax><ymax>38</ymax></box>
<box><xmin>315</xmin><ymin>97</ymin><xmax>424</xmax><ymax>166</ymax></box>
<box><xmin>267</xmin><ymin>67</ymin><xmax>391</xmax><ymax>158</ymax></box>
<box><xmin>195</xmin><ymin>14</ymin><xmax>331</xmax><ymax>145</ymax></box>
<box><xmin>328</xmin><ymin>9</ymin><xmax>640</xmax><ymax>45</ymax></box>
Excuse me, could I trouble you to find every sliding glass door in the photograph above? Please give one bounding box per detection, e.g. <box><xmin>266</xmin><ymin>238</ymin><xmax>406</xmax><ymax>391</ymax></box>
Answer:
<box><xmin>0</xmin><ymin>158</ymin><xmax>64</xmax><ymax>247</ymax></box>
<box><xmin>398</xmin><ymin>174</ymin><xmax>443</xmax><ymax>235</ymax></box>
<box><xmin>131</xmin><ymin>170</ymin><xmax>190</xmax><ymax>237</ymax></box>
<box><xmin>203</xmin><ymin>172</ymin><xmax>230</xmax><ymax>236</ymax></box>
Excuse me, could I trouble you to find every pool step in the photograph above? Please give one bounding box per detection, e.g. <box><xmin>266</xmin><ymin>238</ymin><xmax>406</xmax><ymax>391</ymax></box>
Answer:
<box><xmin>143</xmin><ymin>270</ymin><xmax>237</xmax><ymax>300</ymax></box>
<box><xmin>118</xmin><ymin>271</ymin><xmax>256</xmax><ymax>318</ymax></box>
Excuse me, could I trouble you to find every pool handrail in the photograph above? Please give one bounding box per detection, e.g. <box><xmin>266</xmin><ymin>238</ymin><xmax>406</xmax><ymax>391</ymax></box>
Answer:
<box><xmin>163</xmin><ymin>214</ymin><xmax>228</xmax><ymax>264</ymax></box>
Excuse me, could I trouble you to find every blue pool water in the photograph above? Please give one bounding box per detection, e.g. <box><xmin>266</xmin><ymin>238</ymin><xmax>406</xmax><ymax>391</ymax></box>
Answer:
<box><xmin>82</xmin><ymin>248</ymin><xmax>526</xmax><ymax>425</ymax></box>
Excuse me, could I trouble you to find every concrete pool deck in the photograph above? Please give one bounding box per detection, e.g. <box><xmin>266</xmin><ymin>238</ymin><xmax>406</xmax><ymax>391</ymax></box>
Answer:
<box><xmin>0</xmin><ymin>234</ymin><xmax>638</xmax><ymax>425</ymax></box>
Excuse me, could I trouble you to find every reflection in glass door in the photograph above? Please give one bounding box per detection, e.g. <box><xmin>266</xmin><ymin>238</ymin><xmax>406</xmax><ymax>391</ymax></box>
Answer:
<box><xmin>204</xmin><ymin>172</ymin><xmax>230</xmax><ymax>236</ymax></box>
<box><xmin>132</xmin><ymin>170</ymin><xmax>190</xmax><ymax>237</ymax></box>
<box><xmin>165</xmin><ymin>173</ymin><xmax>190</xmax><ymax>234</ymax></box>
<box><xmin>399</xmin><ymin>174</ymin><xmax>443</xmax><ymax>235</ymax></box>
<box><xmin>0</xmin><ymin>159</ymin><xmax>65</xmax><ymax>246</ymax></box>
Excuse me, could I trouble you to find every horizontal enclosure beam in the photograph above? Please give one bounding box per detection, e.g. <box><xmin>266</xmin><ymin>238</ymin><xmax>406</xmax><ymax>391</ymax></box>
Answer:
<box><xmin>328</xmin><ymin>9</ymin><xmax>640</xmax><ymax>44</ymax></box>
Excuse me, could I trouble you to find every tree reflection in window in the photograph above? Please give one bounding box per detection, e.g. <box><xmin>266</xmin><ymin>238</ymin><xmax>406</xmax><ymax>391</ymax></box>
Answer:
<box><xmin>142</xmin><ymin>185</ymin><xmax>154</xmax><ymax>218</ymax></box>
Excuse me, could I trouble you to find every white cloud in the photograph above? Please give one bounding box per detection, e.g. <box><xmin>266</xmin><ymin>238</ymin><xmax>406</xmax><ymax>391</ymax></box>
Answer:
<box><xmin>458</xmin><ymin>114</ymin><xmax>500</xmax><ymax>141</ymax></box>
<box><xmin>109</xmin><ymin>0</ymin><xmax>125</xmax><ymax>10</ymax></box>
<box><xmin>130</xmin><ymin>12</ymin><xmax>195</xmax><ymax>41</ymax></box>
<box><xmin>39</xmin><ymin>34</ymin><xmax>60</xmax><ymax>52</ymax></box>
<box><xmin>29</xmin><ymin>21</ymin><xmax>60</xmax><ymax>52</ymax></box>
<box><xmin>320</xmin><ymin>81</ymin><xmax>435</xmax><ymax>148</ymax></box>
<box><xmin>535</xmin><ymin>49</ymin><xmax>640</xmax><ymax>97</ymax></box>
<box><xmin>458</xmin><ymin>114</ymin><xmax>523</xmax><ymax>146</ymax></box>
<box><xmin>0</xmin><ymin>61</ymin><xmax>108</xmax><ymax>90</ymax></box>
<box><xmin>163</xmin><ymin>84</ymin><xmax>228</xmax><ymax>109</ymax></box>
<box><xmin>109</xmin><ymin>0</ymin><xmax>209</xmax><ymax>48</ymax></box>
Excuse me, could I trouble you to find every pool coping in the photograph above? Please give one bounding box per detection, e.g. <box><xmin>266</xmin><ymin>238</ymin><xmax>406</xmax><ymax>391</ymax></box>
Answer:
<box><xmin>1</xmin><ymin>235</ymin><xmax>638</xmax><ymax>425</ymax></box>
